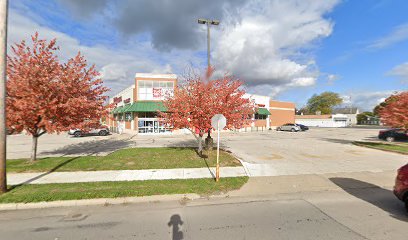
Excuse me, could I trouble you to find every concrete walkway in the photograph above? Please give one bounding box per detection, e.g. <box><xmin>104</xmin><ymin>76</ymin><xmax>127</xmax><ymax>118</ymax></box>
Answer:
<box><xmin>7</xmin><ymin>166</ymin><xmax>247</xmax><ymax>185</ymax></box>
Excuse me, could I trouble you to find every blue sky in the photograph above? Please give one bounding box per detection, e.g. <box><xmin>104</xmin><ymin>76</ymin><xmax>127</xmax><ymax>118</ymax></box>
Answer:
<box><xmin>8</xmin><ymin>0</ymin><xmax>408</xmax><ymax>111</ymax></box>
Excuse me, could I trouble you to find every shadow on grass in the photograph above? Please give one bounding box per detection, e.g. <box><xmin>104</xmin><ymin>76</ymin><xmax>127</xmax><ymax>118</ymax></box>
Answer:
<box><xmin>330</xmin><ymin>178</ymin><xmax>408</xmax><ymax>222</ymax></box>
<box><xmin>8</xmin><ymin>156</ymin><xmax>84</xmax><ymax>191</ymax></box>
<box><xmin>41</xmin><ymin>138</ymin><xmax>134</xmax><ymax>156</ymax></box>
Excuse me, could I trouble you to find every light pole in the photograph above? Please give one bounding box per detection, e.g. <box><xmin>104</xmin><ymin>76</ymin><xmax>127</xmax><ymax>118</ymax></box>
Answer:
<box><xmin>198</xmin><ymin>18</ymin><xmax>220</xmax><ymax>151</ymax></box>
<box><xmin>0</xmin><ymin>0</ymin><xmax>8</xmax><ymax>194</ymax></box>
<box><xmin>197</xmin><ymin>18</ymin><xmax>219</xmax><ymax>68</ymax></box>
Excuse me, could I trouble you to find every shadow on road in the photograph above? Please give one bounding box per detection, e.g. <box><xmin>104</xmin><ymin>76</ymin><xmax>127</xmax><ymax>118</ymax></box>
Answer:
<box><xmin>41</xmin><ymin>139</ymin><xmax>134</xmax><ymax>156</ymax></box>
<box><xmin>330</xmin><ymin>178</ymin><xmax>408</xmax><ymax>222</ymax></box>
<box><xmin>168</xmin><ymin>214</ymin><xmax>183</xmax><ymax>240</ymax></box>
<box><xmin>320</xmin><ymin>138</ymin><xmax>353</xmax><ymax>145</ymax></box>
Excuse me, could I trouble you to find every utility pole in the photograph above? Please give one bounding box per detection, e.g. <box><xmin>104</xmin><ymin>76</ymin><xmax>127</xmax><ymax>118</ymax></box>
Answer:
<box><xmin>0</xmin><ymin>0</ymin><xmax>7</xmax><ymax>194</ymax></box>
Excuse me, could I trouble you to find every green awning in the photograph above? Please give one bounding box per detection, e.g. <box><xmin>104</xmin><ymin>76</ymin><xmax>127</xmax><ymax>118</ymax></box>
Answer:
<box><xmin>125</xmin><ymin>101</ymin><xmax>167</xmax><ymax>112</ymax></box>
<box><xmin>112</xmin><ymin>105</ymin><xmax>124</xmax><ymax>114</ymax></box>
<box><xmin>257</xmin><ymin>108</ymin><xmax>271</xmax><ymax>115</ymax></box>
<box><xmin>118</xmin><ymin>104</ymin><xmax>132</xmax><ymax>113</ymax></box>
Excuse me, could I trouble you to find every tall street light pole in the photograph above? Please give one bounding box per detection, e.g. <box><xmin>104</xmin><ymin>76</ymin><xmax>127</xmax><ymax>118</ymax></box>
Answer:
<box><xmin>197</xmin><ymin>18</ymin><xmax>219</xmax><ymax>68</ymax></box>
<box><xmin>197</xmin><ymin>18</ymin><xmax>220</xmax><ymax>151</ymax></box>
<box><xmin>0</xmin><ymin>0</ymin><xmax>8</xmax><ymax>194</ymax></box>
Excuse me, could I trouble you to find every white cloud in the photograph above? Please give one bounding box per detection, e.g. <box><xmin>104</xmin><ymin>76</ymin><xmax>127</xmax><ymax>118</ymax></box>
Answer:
<box><xmin>341</xmin><ymin>90</ymin><xmax>399</xmax><ymax>111</ymax></box>
<box><xmin>367</xmin><ymin>23</ymin><xmax>408</xmax><ymax>49</ymax></box>
<box><xmin>213</xmin><ymin>0</ymin><xmax>338</xmax><ymax>96</ymax></box>
<box><xmin>327</xmin><ymin>74</ymin><xmax>340</xmax><ymax>85</ymax></box>
<box><xmin>8</xmin><ymin>9</ymin><xmax>200</xmax><ymax>96</ymax></box>
<box><xmin>387</xmin><ymin>62</ymin><xmax>408</xmax><ymax>83</ymax></box>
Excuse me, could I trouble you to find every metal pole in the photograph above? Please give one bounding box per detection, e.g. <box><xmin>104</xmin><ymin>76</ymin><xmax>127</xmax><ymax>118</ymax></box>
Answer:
<box><xmin>207</xmin><ymin>22</ymin><xmax>210</xmax><ymax>68</ymax></box>
<box><xmin>216</xmin><ymin>120</ymin><xmax>220</xmax><ymax>182</ymax></box>
<box><xmin>0</xmin><ymin>0</ymin><xmax>7</xmax><ymax>194</ymax></box>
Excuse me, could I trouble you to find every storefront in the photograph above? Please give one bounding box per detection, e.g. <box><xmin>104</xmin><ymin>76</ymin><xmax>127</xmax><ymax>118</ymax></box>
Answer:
<box><xmin>108</xmin><ymin>73</ymin><xmax>295</xmax><ymax>134</ymax></box>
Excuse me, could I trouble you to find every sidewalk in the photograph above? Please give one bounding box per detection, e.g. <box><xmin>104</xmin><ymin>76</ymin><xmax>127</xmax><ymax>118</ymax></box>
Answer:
<box><xmin>7</xmin><ymin>166</ymin><xmax>247</xmax><ymax>185</ymax></box>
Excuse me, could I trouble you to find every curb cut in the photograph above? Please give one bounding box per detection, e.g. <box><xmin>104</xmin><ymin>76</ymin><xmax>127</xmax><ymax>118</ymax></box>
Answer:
<box><xmin>0</xmin><ymin>193</ymin><xmax>201</xmax><ymax>211</ymax></box>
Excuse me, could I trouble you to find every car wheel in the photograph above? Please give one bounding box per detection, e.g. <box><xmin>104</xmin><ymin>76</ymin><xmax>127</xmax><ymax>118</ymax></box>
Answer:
<box><xmin>386</xmin><ymin>136</ymin><xmax>395</xmax><ymax>142</ymax></box>
<box><xmin>291</xmin><ymin>128</ymin><xmax>296</xmax><ymax>132</ymax></box>
<box><xmin>74</xmin><ymin>131</ymin><xmax>82</xmax><ymax>137</ymax></box>
<box><xmin>99</xmin><ymin>130</ymin><xmax>107</xmax><ymax>136</ymax></box>
<box><xmin>276</xmin><ymin>127</ymin><xmax>281</xmax><ymax>131</ymax></box>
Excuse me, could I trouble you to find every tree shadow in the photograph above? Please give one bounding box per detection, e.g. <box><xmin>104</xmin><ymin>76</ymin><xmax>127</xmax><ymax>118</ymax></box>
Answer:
<box><xmin>40</xmin><ymin>139</ymin><xmax>135</xmax><ymax>156</ymax></box>
<box><xmin>329</xmin><ymin>178</ymin><xmax>408</xmax><ymax>221</ymax></box>
<box><xmin>168</xmin><ymin>214</ymin><xmax>183</xmax><ymax>240</ymax></box>
<box><xmin>320</xmin><ymin>138</ymin><xmax>353</xmax><ymax>145</ymax></box>
<box><xmin>8</xmin><ymin>156</ymin><xmax>84</xmax><ymax>191</ymax></box>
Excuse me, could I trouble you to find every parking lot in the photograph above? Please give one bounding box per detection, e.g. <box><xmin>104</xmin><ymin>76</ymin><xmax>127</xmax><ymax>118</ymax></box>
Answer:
<box><xmin>7</xmin><ymin>127</ymin><xmax>407</xmax><ymax>177</ymax></box>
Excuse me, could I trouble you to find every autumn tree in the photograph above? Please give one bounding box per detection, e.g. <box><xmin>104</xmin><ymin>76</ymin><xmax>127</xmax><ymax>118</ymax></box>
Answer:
<box><xmin>160</xmin><ymin>68</ymin><xmax>255</xmax><ymax>155</ymax></box>
<box><xmin>378</xmin><ymin>91</ymin><xmax>408</xmax><ymax>129</ymax></box>
<box><xmin>7</xmin><ymin>33</ymin><xmax>110</xmax><ymax>161</ymax></box>
<box><xmin>306</xmin><ymin>91</ymin><xmax>343</xmax><ymax>114</ymax></box>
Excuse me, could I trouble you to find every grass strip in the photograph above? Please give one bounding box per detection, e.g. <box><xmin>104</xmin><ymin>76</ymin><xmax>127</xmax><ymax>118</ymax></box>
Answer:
<box><xmin>0</xmin><ymin>177</ymin><xmax>248</xmax><ymax>203</ymax></box>
<box><xmin>7</xmin><ymin>147</ymin><xmax>241</xmax><ymax>173</ymax></box>
<box><xmin>353</xmin><ymin>141</ymin><xmax>408</xmax><ymax>155</ymax></box>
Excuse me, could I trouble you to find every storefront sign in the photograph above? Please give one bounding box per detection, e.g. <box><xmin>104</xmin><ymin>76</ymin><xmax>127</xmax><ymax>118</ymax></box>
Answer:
<box><xmin>153</xmin><ymin>88</ymin><xmax>162</xmax><ymax>98</ymax></box>
<box><xmin>257</xmin><ymin>104</ymin><xmax>265</xmax><ymax>107</ymax></box>
<box><xmin>124</xmin><ymin>98</ymin><xmax>131</xmax><ymax>104</ymax></box>
<box><xmin>113</xmin><ymin>96</ymin><xmax>122</xmax><ymax>103</ymax></box>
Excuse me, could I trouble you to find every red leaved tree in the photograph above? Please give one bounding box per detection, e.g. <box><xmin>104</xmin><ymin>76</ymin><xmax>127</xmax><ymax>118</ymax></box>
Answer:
<box><xmin>379</xmin><ymin>91</ymin><xmax>408</xmax><ymax>129</ymax></box>
<box><xmin>160</xmin><ymin>68</ymin><xmax>255</xmax><ymax>155</ymax></box>
<box><xmin>7</xmin><ymin>33</ymin><xmax>110</xmax><ymax>161</ymax></box>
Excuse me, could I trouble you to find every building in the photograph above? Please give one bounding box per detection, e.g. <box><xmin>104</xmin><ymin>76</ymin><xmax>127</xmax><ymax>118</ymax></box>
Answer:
<box><xmin>332</xmin><ymin>107</ymin><xmax>360</xmax><ymax>126</ymax></box>
<box><xmin>108</xmin><ymin>73</ymin><xmax>177</xmax><ymax>134</ymax></box>
<box><xmin>108</xmin><ymin>73</ymin><xmax>295</xmax><ymax>134</ymax></box>
<box><xmin>295</xmin><ymin>114</ymin><xmax>349</xmax><ymax>128</ymax></box>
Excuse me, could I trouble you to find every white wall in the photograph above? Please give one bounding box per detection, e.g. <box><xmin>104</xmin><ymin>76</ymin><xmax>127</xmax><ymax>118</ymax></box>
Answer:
<box><xmin>243</xmin><ymin>93</ymin><xmax>271</xmax><ymax>129</ymax></box>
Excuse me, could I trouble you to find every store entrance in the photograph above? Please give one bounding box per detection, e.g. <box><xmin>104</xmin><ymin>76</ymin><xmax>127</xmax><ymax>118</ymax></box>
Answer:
<box><xmin>138</xmin><ymin>118</ymin><xmax>170</xmax><ymax>134</ymax></box>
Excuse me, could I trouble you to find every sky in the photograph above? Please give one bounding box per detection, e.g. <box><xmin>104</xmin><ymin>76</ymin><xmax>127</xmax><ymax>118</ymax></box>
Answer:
<box><xmin>7</xmin><ymin>0</ymin><xmax>408</xmax><ymax>111</ymax></box>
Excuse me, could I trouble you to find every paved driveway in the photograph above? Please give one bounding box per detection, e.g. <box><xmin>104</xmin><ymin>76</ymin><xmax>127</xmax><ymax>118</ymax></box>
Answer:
<box><xmin>7</xmin><ymin>128</ymin><xmax>407</xmax><ymax>177</ymax></box>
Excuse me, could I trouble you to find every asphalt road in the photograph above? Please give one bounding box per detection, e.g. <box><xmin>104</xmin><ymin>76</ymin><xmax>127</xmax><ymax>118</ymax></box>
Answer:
<box><xmin>1</xmin><ymin>186</ymin><xmax>407</xmax><ymax>240</ymax></box>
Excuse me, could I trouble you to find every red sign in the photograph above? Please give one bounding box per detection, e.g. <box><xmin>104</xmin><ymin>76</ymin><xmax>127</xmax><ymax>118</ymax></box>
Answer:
<box><xmin>153</xmin><ymin>88</ymin><xmax>162</xmax><ymax>98</ymax></box>
<box><xmin>113</xmin><ymin>97</ymin><xmax>122</xmax><ymax>103</ymax></box>
<box><xmin>257</xmin><ymin>104</ymin><xmax>265</xmax><ymax>107</ymax></box>
<box><xmin>124</xmin><ymin>98</ymin><xmax>131</xmax><ymax>104</ymax></box>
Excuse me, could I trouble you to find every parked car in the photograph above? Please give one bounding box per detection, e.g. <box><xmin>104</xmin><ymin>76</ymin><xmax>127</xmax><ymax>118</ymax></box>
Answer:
<box><xmin>296</xmin><ymin>124</ymin><xmax>309</xmax><ymax>131</ymax></box>
<box><xmin>378</xmin><ymin>128</ymin><xmax>408</xmax><ymax>142</ymax></box>
<box><xmin>394</xmin><ymin>163</ymin><xmax>408</xmax><ymax>211</ymax></box>
<box><xmin>277</xmin><ymin>123</ymin><xmax>301</xmax><ymax>132</ymax></box>
<box><xmin>68</xmin><ymin>126</ymin><xmax>110</xmax><ymax>137</ymax></box>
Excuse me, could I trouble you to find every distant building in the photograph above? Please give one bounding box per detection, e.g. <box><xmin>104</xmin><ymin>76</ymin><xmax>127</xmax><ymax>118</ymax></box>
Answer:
<box><xmin>295</xmin><ymin>114</ymin><xmax>349</xmax><ymax>128</ymax></box>
<box><xmin>332</xmin><ymin>107</ymin><xmax>360</xmax><ymax>126</ymax></box>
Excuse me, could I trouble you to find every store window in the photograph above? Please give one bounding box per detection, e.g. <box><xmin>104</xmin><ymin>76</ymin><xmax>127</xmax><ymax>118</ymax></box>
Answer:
<box><xmin>125</xmin><ymin>112</ymin><xmax>132</xmax><ymax>121</ymax></box>
<box><xmin>138</xmin><ymin>80</ymin><xmax>174</xmax><ymax>100</ymax></box>
<box><xmin>255</xmin><ymin>114</ymin><xmax>267</xmax><ymax>120</ymax></box>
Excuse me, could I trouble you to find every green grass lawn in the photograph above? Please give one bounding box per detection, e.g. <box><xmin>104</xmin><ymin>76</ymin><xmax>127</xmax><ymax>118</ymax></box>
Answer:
<box><xmin>353</xmin><ymin>141</ymin><xmax>408</xmax><ymax>154</ymax></box>
<box><xmin>0</xmin><ymin>177</ymin><xmax>248</xmax><ymax>203</ymax></box>
<box><xmin>7</xmin><ymin>147</ymin><xmax>241</xmax><ymax>173</ymax></box>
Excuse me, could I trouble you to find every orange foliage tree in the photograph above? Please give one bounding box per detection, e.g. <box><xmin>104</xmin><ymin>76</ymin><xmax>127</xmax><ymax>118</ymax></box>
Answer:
<box><xmin>160</xmin><ymin>68</ymin><xmax>255</xmax><ymax>155</ymax></box>
<box><xmin>379</xmin><ymin>91</ymin><xmax>408</xmax><ymax>130</ymax></box>
<box><xmin>7</xmin><ymin>33</ymin><xmax>110</xmax><ymax>161</ymax></box>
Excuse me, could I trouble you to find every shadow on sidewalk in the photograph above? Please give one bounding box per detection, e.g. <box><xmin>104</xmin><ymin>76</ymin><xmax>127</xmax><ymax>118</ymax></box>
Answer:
<box><xmin>330</xmin><ymin>178</ymin><xmax>408</xmax><ymax>222</ymax></box>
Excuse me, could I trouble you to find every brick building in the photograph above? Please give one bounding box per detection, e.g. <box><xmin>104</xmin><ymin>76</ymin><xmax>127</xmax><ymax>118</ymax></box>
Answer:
<box><xmin>108</xmin><ymin>73</ymin><xmax>295</xmax><ymax>134</ymax></box>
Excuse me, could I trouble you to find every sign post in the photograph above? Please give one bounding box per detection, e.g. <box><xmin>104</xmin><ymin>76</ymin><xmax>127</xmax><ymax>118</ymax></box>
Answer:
<box><xmin>211</xmin><ymin>114</ymin><xmax>226</xmax><ymax>182</ymax></box>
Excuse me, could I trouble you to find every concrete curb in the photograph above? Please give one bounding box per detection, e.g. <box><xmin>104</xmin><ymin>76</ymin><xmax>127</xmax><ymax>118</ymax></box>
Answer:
<box><xmin>0</xmin><ymin>193</ymin><xmax>201</xmax><ymax>211</ymax></box>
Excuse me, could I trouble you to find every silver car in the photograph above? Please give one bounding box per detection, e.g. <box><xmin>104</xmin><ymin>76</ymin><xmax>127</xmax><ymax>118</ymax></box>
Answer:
<box><xmin>277</xmin><ymin>123</ymin><xmax>301</xmax><ymax>132</ymax></box>
<box><xmin>68</xmin><ymin>126</ymin><xmax>110</xmax><ymax>137</ymax></box>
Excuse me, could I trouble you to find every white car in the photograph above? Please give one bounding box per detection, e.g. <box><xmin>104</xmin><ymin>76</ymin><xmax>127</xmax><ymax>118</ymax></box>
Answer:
<box><xmin>68</xmin><ymin>126</ymin><xmax>110</xmax><ymax>137</ymax></box>
<box><xmin>276</xmin><ymin>123</ymin><xmax>301</xmax><ymax>132</ymax></box>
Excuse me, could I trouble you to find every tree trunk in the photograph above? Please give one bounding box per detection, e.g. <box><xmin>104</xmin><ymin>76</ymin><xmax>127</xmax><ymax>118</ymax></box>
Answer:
<box><xmin>30</xmin><ymin>135</ymin><xmax>38</xmax><ymax>162</ymax></box>
<box><xmin>197</xmin><ymin>134</ymin><xmax>203</xmax><ymax>156</ymax></box>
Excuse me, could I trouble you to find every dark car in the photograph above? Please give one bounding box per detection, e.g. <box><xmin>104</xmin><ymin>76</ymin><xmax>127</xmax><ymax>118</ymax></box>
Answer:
<box><xmin>394</xmin><ymin>164</ymin><xmax>408</xmax><ymax>211</ymax></box>
<box><xmin>378</xmin><ymin>128</ymin><xmax>408</xmax><ymax>142</ymax></box>
<box><xmin>296</xmin><ymin>124</ymin><xmax>309</xmax><ymax>131</ymax></box>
